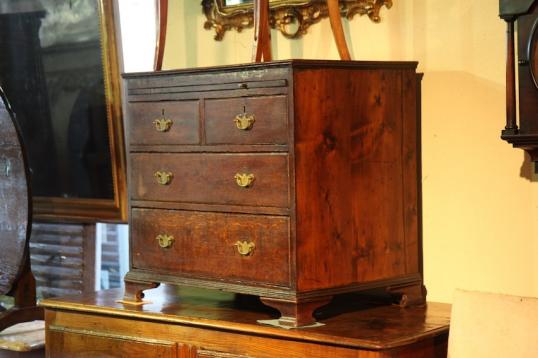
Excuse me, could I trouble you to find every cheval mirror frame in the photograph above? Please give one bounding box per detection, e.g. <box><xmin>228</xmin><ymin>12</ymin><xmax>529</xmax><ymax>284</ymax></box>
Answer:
<box><xmin>0</xmin><ymin>0</ymin><xmax>127</xmax><ymax>223</ymax></box>
<box><xmin>201</xmin><ymin>0</ymin><xmax>393</xmax><ymax>41</ymax></box>
<box><xmin>35</xmin><ymin>0</ymin><xmax>127</xmax><ymax>223</ymax></box>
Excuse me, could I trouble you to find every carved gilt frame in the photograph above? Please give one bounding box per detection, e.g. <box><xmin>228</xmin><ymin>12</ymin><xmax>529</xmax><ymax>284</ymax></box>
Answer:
<box><xmin>33</xmin><ymin>0</ymin><xmax>127</xmax><ymax>223</ymax></box>
<box><xmin>202</xmin><ymin>0</ymin><xmax>393</xmax><ymax>40</ymax></box>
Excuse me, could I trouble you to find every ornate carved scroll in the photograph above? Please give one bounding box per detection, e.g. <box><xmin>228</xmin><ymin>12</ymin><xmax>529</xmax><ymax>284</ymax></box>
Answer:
<box><xmin>202</xmin><ymin>0</ymin><xmax>393</xmax><ymax>41</ymax></box>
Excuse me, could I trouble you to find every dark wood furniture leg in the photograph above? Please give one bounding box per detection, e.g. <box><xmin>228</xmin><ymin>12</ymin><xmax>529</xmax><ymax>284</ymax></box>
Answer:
<box><xmin>260</xmin><ymin>296</ymin><xmax>333</xmax><ymax>327</ymax></box>
<box><xmin>0</xmin><ymin>258</ymin><xmax>43</xmax><ymax>332</ymax></box>
<box><xmin>120</xmin><ymin>280</ymin><xmax>160</xmax><ymax>304</ymax></box>
<box><xmin>387</xmin><ymin>281</ymin><xmax>427</xmax><ymax>307</ymax></box>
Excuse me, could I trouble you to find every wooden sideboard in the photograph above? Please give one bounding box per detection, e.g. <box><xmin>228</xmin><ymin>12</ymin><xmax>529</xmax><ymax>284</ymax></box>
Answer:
<box><xmin>42</xmin><ymin>286</ymin><xmax>449</xmax><ymax>358</ymax></box>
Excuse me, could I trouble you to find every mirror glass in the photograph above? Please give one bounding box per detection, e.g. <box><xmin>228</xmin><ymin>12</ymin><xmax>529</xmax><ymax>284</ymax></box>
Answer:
<box><xmin>530</xmin><ymin>20</ymin><xmax>538</xmax><ymax>89</ymax></box>
<box><xmin>0</xmin><ymin>0</ymin><xmax>112</xmax><ymax>200</ymax></box>
<box><xmin>224</xmin><ymin>0</ymin><xmax>253</xmax><ymax>5</ymax></box>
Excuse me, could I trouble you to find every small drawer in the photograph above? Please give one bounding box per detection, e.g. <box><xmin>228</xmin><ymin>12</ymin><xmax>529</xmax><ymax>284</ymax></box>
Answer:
<box><xmin>128</xmin><ymin>100</ymin><xmax>199</xmax><ymax>145</ymax></box>
<box><xmin>131</xmin><ymin>209</ymin><xmax>291</xmax><ymax>287</ymax></box>
<box><xmin>205</xmin><ymin>95</ymin><xmax>288</xmax><ymax>145</ymax></box>
<box><xmin>131</xmin><ymin>153</ymin><xmax>289</xmax><ymax>208</ymax></box>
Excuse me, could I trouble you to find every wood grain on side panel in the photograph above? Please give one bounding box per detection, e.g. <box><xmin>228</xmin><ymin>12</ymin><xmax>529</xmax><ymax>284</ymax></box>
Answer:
<box><xmin>294</xmin><ymin>67</ymin><xmax>417</xmax><ymax>290</ymax></box>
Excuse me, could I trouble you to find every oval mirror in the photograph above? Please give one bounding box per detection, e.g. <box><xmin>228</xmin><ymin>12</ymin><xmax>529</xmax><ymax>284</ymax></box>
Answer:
<box><xmin>0</xmin><ymin>88</ymin><xmax>31</xmax><ymax>296</ymax></box>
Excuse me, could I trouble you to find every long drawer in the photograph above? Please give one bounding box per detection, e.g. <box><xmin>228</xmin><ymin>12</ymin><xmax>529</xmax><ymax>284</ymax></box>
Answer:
<box><xmin>130</xmin><ymin>209</ymin><xmax>291</xmax><ymax>287</ymax></box>
<box><xmin>130</xmin><ymin>153</ymin><xmax>290</xmax><ymax>208</ymax></box>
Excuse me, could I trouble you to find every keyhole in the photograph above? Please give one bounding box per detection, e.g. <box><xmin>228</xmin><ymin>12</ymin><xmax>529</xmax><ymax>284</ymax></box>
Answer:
<box><xmin>243</xmin><ymin>105</ymin><xmax>246</xmax><ymax>113</ymax></box>
<box><xmin>161</xmin><ymin>108</ymin><xmax>165</xmax><ymax>117</ymax></box>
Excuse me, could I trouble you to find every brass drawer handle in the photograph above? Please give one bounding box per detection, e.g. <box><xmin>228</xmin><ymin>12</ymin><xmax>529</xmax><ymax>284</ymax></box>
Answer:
<box><xmin>234</xmin><ymin>113</ymin><xmax>255</xmax><ymax>130</ymax></box>
<box><xmin>153</xmin><ymin>117</ymin><xmax>173</xmax><ymax>132</ymax></box>
<box><xmin>154</xmin><ymin>171</ymin><xmax>173</xmax><ymax>185</ymax></box>
<box><xmin>156</xmin><ymin>234</ymin><xmax>174</xmax><ymax>249</ymax></box>
<box><xmin>234</xmin><ymin>173</ymin><xmax>254</xmax><ymax>188</ymax></box>
<box><xmin>234</xmin><ymin>241</ymin><xmax>255</xmax><ymax>256</ymax></box>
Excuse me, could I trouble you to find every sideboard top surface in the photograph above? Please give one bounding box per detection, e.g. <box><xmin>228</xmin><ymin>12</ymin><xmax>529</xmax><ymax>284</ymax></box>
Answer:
<box><xmin>41</xmin><ymin>285</ymin><xmax>450</xmax><ymax>351</ymax></box>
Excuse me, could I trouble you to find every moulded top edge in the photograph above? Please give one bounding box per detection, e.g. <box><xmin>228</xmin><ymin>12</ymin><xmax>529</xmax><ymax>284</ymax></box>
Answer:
<box><xmin>122</xmin><ymin>59</ymin><xmax>419</xmax><ymax>78</ymax></box>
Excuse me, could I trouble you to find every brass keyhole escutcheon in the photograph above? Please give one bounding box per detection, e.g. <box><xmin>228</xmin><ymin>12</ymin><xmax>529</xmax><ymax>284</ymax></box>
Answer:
<box><xmin>156</xmin><ymin>234</ymin><xmax>174</xmax><ymax>249</ymax></box>
<box><xmin>234</xmin><ymin>241</ymin><xmax>255</xmax><ymax>256</ymax></box>
<box><xmin>234</xmin><ymin>113</ymin><xmax>255</xmax><ymax>130</ymax></box>
<box><xmin>234</xmin><ymin>173</ymin><xmax>255</xmax><ymax>188</ymax></box>
<box><xmin>154</xmin><ymin>171</ymin><xmax>173</xmax><ymax>185</ymax></box>
<box><xmin>154</xmin><ymin>109</ymin><xmax>173</xmax><ymax>132</ymax></box>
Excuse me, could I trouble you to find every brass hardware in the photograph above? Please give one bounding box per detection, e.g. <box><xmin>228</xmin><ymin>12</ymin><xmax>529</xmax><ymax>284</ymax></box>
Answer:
<box><xmin>153</xmin><ymin>117</ymin><xmax>173</xmax><ymax>132</ymax></box>
<box><xmin>234</xmin><ymin>173</ymin><xmax>255</xmax><ymax>188</ymax></box>
<box><xmin>154</xmin><ymin>171</ymin><xmax>173</xmax><ymax>185</ymax></box>
<box><xmin>156</xmin><ymin>234</ymin><xmax>174</xmax><ymax>249</ymax></box>
<box><xmin>234</xmin><ymin>241</ymin><xmax>255</xmax><ymax>256</ymax></box>
<box><xmin>234</xmin><ymin>113</ymin><xmax>255</xmax><ymax>130</ymax></box>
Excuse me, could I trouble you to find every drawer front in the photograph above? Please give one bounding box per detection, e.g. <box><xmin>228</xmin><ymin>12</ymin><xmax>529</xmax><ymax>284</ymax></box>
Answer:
<box><xmin>47</xmin><ymin>330</ymin><xmax>177</xmax><ymax>358</ymax></box>
<box><xmin>128</xmin><ymin>100</ymin><xmax>199</xmax><ymax>145</ymax></box>
<box><xmin>131</xmin><ymin>153</ymin><xmax>289</xmax><ymax>208</ymax></box>
<box><xmin>205</xmin><ymin>96</ymin><xmax>288</xmax><ymax>145</ymax></box>
<box><xmin>131</xmin><ymin>209</ymin><xmax>291</xmax><ymax>287</ymax></box>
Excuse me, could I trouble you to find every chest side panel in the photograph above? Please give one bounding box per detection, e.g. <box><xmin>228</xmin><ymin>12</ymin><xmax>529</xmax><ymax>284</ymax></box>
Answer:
<box><xmin>293</xmin><ymin>66</ymin><xmax>420</xmax><ymax>291</ymax></box>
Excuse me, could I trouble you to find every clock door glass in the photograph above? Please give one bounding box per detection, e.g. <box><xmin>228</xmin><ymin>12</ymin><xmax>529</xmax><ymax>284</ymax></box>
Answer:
<box><xmin>530</xmin><ymin>19</ymin><xmax>538</xmax><ymax>89</ymax></box>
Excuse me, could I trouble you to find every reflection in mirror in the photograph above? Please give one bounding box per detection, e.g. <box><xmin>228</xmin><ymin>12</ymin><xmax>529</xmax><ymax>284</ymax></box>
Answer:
<box><xmin>0</xmin><ymin>0</ymin><xmax>111</xmax><ymax>199</ymax></box>
<box><xmin>0</xmin><ymin>0</ymin><xmax>127</xmax><ymax>222</ymax></box>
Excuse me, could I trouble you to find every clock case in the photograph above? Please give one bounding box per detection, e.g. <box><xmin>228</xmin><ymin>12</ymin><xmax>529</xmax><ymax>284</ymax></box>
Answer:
<box><xmin>500</xmin><ymin>0</ymin><xmax>538</xmax><ymax>159</ymax></box>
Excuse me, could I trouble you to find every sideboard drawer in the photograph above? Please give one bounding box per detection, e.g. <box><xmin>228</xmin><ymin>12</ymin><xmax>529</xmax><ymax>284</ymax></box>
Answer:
<box><xmin>47</xmin><ymin>329</ymin><xmax>177</xmax><ymax>358</ymax></box>
<box><xmin>205</xmin><ymin>95</ymin><xmax>288</xmax><ymax>145</ymax></box>
<box><xmin>131</xmin><ymin>209</ymin><xmax>291</xmax><ymax>287</ymax></box>
<box><xmin>131</xmin><ymin>153</ymin><xmax>290</xmax><ymax>208</ymax></box>
<box><xmin>128</xmin><ymin>100</ymin><xmax>199</xmax><ymax>145</ymax></box>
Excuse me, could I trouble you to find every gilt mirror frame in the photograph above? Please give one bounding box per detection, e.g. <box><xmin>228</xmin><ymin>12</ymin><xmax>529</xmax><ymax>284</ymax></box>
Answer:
<box><xmin>30</xmin><ymin>0</ymin><xmax>127</xmax><ymax>223</ymax></box>
<box><xmin>202</xmin><ymin>0</ymin><xmax>393</xmax><ymax>41</ymax></box>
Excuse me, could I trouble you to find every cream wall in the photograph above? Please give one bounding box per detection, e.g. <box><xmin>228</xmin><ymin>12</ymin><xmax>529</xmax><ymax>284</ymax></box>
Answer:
<box><xmin>147</xmin><ymin>0</ymin><xmax>538</xmax><ymax>303</ymax></box>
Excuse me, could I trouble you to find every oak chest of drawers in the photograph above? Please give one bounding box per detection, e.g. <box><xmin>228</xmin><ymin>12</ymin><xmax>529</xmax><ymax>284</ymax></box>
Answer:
<box><xmin>122</xmin><ymin>60</ymin><xmax>424</xmax><ymax>327</ymax></box>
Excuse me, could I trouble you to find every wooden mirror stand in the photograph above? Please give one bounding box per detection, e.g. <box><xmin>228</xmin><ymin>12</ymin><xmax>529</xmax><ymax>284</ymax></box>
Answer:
<box><xmin>251</xmin><ymin>0</ymin><xmax>352</xmax><ymax>62</ymax></box>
